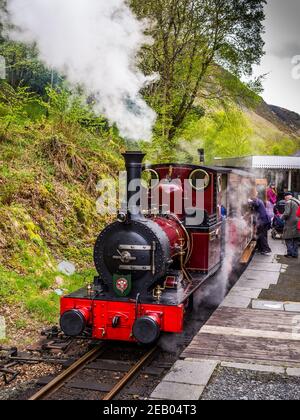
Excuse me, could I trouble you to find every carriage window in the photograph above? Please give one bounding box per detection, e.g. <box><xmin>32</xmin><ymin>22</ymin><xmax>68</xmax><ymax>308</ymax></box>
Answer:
<box><xmin>189</xmin><ymin>169</ymin><xmax>210</xmax><ymax>190</ymax></box>
<box><xmin>141</xmin><ymin>169</ymin><xmax>160</xmax><ymax>189</ymax></box>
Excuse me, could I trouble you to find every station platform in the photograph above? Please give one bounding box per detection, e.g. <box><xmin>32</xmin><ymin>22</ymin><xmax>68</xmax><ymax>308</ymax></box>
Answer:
<box><xmin>151</xmin><ymin>238</ymin><xmax>300</xmax><ymax>400</ymax></box>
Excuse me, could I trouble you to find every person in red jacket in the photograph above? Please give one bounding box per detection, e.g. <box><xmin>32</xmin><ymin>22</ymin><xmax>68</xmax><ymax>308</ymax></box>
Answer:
<box><xmin>266</xmin><ymin>183</ymin><xmax>278</xmax><ymax>220</ymax></box>
<box><xmin>297</xmin><ymin>205</ymin><xmax>300</xmax><ymax>232</ymax></box>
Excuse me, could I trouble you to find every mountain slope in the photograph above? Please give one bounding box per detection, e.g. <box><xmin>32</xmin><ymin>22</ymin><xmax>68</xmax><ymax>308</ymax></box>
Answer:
<box><xmin>176</xmin><ymin>91</ymin><xmax>300</xmax><ymax>164</ymax></box>
<box><xmin>255</xmin><ymin>102</ymin><xmax>300</xmax><ymax>137</ymax></box>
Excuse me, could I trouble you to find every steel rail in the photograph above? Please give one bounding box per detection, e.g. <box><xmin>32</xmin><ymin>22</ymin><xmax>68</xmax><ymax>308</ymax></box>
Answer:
<box><xmin>28</xmin><ymin>344</ymin><xmax>106</xmax><ymax>401</ymax></box>
<box><xmin>102</xmin><ymin>346</ymin><xmax>157</xmax><ymax>400</ymax></box>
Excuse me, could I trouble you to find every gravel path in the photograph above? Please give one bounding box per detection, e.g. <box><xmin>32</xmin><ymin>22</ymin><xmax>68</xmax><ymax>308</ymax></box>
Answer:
<box><xmin>201</xmin><ymin>367</ymin><xmax>300</xmax><ymax>400</ymax></box>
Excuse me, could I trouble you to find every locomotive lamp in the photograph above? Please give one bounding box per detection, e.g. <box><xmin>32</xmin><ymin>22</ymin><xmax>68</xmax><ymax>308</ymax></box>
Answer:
<box><xmin>87</xmin><ymin>284</ymin><xmax>93</xmax><ymax>297</ymax></box>
<box><xmin>153</xmin><ymin>284</ymin><xmax>165</xmax><ymax>302</ymax></box>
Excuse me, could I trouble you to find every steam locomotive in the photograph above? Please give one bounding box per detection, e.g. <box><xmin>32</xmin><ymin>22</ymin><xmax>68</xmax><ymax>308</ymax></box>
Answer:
<box><xmin>60</xmin><ymin>151</ymin><xmax>255</xmax><ymax>345</ymax></box>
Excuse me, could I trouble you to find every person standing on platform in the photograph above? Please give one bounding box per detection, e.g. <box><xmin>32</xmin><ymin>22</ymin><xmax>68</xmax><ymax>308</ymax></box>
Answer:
<box><xmin>282</xmin><ymin>192</ymin><xmax>300</xmax><ymax>259</ymax></box>
<box><xmin>250</xmin><ymin>192</ymin><xmax>272</xmax><ymax>256</ymax></box>
<box><xmin>266</xmin><ymin>183</ymin><xmax>277</xmax><ymax>220</ymax></box>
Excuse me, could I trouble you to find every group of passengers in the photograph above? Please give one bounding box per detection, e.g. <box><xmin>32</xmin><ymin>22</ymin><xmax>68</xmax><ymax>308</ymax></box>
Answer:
<box><xmin>250</xmin><ymin>184</ymin><xmax>300</xmax><ymax>258</ymax></box>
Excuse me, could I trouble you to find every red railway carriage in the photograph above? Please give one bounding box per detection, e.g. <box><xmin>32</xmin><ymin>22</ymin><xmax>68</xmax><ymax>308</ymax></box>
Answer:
<box><xmin>60</xmin><ymin>151</ymin><xmax>256</xmax><ymax>345</ymax></box>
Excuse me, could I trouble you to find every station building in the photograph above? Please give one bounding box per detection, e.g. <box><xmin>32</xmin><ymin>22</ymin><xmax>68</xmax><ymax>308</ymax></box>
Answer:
<box><xmin>214</xmin><ymin>152</ymin><xmax>300</xmax><ymax>200</ymax></box>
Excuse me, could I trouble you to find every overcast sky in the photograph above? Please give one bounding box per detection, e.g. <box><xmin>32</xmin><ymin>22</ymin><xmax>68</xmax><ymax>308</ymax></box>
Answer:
<box><xmin>253</xmin><ymin>0</ymin><xmax>300</xmax><ymax>114</ymax></box>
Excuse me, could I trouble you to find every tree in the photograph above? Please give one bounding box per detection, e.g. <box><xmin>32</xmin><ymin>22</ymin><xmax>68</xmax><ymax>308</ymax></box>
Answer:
<box><xmin>131</xmin><ymin>0</ymin><xmax>266</xmax><ymax>145</ymax></box>
<box><xmin>175</xmin><ymin>106</ymin><xmax>253</xmax><ymax>163</ymax></box>
<box><xmin>0</xmin><ymin>40</ymin><xmax>61</xmax><ymax>95</ymax></box>
<box><xmin>0</xmin><ymin>0</ymin><xmax>6</xmax><ymax>43</ymax></box>
<box><xmin>0</xmin><ymin>1</ymin><xmax>60</xmax><ymax>95</ymax></box>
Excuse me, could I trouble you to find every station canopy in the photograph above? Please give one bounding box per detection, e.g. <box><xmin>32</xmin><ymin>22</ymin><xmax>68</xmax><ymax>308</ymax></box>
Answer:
<box><xmin>214</xmin><ymin>155</ymin><xmax>300</xmax><ymax>170</ymax></box>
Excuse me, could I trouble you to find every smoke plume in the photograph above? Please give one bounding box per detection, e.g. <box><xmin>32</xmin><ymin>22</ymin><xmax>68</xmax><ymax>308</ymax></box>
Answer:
<box><xmin>4</xmin><ymin>0</ymin><xmax>157</xmax><ymax>141</ymax></box>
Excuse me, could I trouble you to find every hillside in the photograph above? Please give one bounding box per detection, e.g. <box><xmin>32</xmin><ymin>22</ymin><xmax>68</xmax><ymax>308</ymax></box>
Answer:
<box><xmin>176</xmin><ymin>88</ymin><xmax>300</xmax><ymax>163</ymax></box>
<box><xmin>254</xmin><ymin>101</ymin><xmax>300</xmax><ymax>137</ymax></box>
<box><xmin>268</xmin><ymin>105</ymin><xmax>300</xmax><ymax>136</ymax></box>
<box><xmin>0</xmin><ymin>85</ymin><xmax>125</xmax><ymax>346</ymax></box>
<box><xmin>244</xmin><ymin>101</ymin><xmax>300</xmax><ymax>153</ymax></box>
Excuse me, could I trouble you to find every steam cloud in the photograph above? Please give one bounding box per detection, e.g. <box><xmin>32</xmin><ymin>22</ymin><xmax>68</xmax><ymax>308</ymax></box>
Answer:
<box><xmin>4</xmin><ymin>0</ymin><xmax>157</xmax><ymax>141</ymax></box>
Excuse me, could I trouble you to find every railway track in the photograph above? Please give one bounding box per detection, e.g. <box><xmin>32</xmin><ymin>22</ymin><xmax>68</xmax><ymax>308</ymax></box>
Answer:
<box><xmin>29</xmin><ymin>344</ymin><xmax>158</xmax><ymax>400</ymax></box>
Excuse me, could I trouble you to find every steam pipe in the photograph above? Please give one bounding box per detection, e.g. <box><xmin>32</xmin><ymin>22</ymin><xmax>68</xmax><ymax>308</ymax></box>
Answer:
<box><xmin>122</xmin><ymin>151</ymin><xmax>146</xmax><ymax>220</ymax></box>
<box><xmin>198</xmin><ymin>148</ymin><xmax>205</xmax><ymax>164</ymax></box>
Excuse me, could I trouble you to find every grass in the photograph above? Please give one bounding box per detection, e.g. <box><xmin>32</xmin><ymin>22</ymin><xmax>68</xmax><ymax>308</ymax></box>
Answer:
<box><xmin>0</xmin><ymin>101</ymin><xmax>124</xmax><ymax>338</ymax></box>
<box><xmin>0</xmin><ymin>262</ymin><xmax>97</xmax><ymax>322</ymax></box>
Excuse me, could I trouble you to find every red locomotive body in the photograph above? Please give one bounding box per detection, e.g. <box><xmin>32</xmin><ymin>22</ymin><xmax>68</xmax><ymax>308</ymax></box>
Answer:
<box><xmin>60</xmin><ymin>298</ymin><xmax>184</xmax><ymax>342</ymax></box>
<box><xmin>59</xmin><ymin>151</ymin><xmax>255</xmax><ymax>344</ymax></box>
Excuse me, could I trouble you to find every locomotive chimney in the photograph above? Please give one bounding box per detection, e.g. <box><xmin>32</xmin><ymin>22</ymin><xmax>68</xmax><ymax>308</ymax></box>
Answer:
<box><xmin>198</xmin><ymin>148</ymin><xmax>205</xmax><ymax>164</ymax></box>
<box><xmin>122</xmin><ymin>151</ymin><xmax>146</xmax><ymax>220</ymax></box>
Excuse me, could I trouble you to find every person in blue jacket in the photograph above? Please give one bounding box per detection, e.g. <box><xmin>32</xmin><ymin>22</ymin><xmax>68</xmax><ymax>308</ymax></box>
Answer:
<box><xmin>249</xmin><ymin>192</ymin><xmax>272</xmax><ymax>256</ymax></box>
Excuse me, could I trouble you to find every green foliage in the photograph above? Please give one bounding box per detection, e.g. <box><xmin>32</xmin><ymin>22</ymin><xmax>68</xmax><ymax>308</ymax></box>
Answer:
<box><xmin>202</xmin><ymin>109</ymin><xmax>254</xmax><ymax>159</ymax></box>
<box><xmin>0</xmin><ymin>40</ymin><xmax>61</xmax><ymax>94</ymax></box>
<box><xmin>131</xmin><ymin>0</ymin><xmax>266</xmax><ymax>148</ymax></box>
<box><xmin>174</xmin><ymin>106</ymin><xmax>300</xmax><ymax>164</ymax></box>
<box><xmin>261</xmin><ymin>136</ymin><xmax>300</xmax><ymax>157</ymax></box>
<box><xmin>0</xmin><ymin>263</ymin><xmax>97</xmax><ymax>323</ymax></box>
<box><xmin>0</xmin><ymin>80</ymin><xmax>45</xmax><ymax>134</ymax></box>
<box><xmin>173</xmin><ymin>107</ymin><xmax>251</xmax><ymax>163</ymax></box>
<box><xmin>44</xmin><ymin>86</ymin><xmax>109</xmax><ymax>133</ymax></box>
<box><xmin>0</xmin><ymin>81</ymin><xmax>124</xmax><ymax>328</ymax></box>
